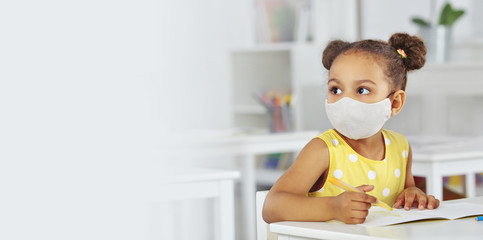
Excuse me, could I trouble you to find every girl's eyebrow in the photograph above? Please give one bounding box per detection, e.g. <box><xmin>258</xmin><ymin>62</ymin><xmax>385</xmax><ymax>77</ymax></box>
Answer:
<box><xmin>328</xmin><ymin>79</ymin><xmax>376</xmax><ymax>85</ymax></box>
<box><xmin>328</xmin><ymin>78</ymin><xmax>340</xmax><ymax>84</ymax></box>
<box><xmin>355</xmin><ymin>79</ymin><xmax>377</xmax><ymax>85</ymax></box>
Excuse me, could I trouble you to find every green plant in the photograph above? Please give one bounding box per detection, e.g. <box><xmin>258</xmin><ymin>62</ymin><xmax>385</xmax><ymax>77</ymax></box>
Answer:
<box><xmin>439</xmin><ymin>3</ymin><xmax>465</xmax><ymax>26</ymax></box>
<box><xmin>411</xmin><ymin>2</ymin><xmax>465</xmax><ymax>28</ymax></box>
<box><xmin>411</xmin><ymin>17</ymin><xmax>431</xmax><ymax>28</ymax></box>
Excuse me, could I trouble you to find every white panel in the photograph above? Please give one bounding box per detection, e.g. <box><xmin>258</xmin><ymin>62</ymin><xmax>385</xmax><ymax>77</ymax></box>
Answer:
<box><xmin>312</xmin><ymin>0</ymin><xmax>359</xmax><ymax>44</ymax></box>
<box><xmin>448</xmin><ymin>96</ymin><xmax>474</xmax><ymax>136</ymax></box>
<box><xmin>361</xmin><ymin>0</ymin><xmax>432</xmax><ymax>39</ymax></box>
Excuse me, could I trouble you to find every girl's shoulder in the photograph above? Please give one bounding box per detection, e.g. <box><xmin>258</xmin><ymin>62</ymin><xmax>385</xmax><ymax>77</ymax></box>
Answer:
<box><xmin>313</xmin><ymin>129</ymin><xmax>339</xmax><ymax>142</ymax></box>
<box><xmin>382</xmin><ymin>129</ymin><xmax>407</xmax><ymax>140</ymax></box>
<box><xmin>382</xmin><ymin>129</ymin><xmax>409</xmax><ymax>148</ymax></box>
<box><xmin>291</xmin><ymin>133</ymin><xmax>330</xmax><ymax>174</ymax></box>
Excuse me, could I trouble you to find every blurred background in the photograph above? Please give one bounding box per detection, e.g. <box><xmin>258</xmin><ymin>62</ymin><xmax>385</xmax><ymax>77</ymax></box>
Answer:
<box><xmin>2</xmin><ymin>0</ymin><xmax>483</xmax><ymax>239</ymax></box>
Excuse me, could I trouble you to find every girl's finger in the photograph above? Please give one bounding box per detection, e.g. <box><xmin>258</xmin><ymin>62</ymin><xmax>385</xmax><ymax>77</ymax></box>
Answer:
<box><xmin>351</xmin><ymin>201</ymin><xmax>372</xmax><ymax>211</ymax></box>
<box><xmin>350</xmin><ymin>209</ymin><xmax>369</xmax><ymax>219</ymax></box>
<box><xmin>427</xmin><ymin>195</ymin><xmax>440</xmax><ymax>209</ymax></box>
<box><xmin>393</xmin><ymin>199</ymin><xmax>404</xmax><ymax>209</ymax></box>
<box><xmin>417</xmin><ymin>193</ymin><xmax>428</xmax><ymax>210</ymax></box>
<box><xmin>404</xmin><ymin>192</ymin><xmax>416</xmax><ymax>210</ymax></box>
<box><xmin>393</xmin><ymin>192</ymin><xmax>405</xmax><ymax>208</ymax></box>
<box><xmin>426</xmin><ymin>195</ymin><xmax>435</xmax><ymax>209</ymax></box>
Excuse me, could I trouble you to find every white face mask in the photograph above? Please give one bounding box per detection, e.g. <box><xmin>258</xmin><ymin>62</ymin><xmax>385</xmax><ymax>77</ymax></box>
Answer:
<box><xmin>325</xmin><ymin>97</ymin><xmax>392</xmax><ymax>140</ymax></box>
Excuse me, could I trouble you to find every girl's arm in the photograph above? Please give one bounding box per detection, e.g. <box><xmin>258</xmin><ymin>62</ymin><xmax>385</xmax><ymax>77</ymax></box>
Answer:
<box><xmin>262</xmin><ymin>138</ymin><xmax>377</xmax><ymax>224</ymax></box>
<box><xmin>404</xmin><ymin>144</ymin><xmax>416</xmax><ymax>188</ymax></box>
<box><xmin>394</xmin><ymin>144</ymin><xmax>440</xmax><ymax>210</ymax></box>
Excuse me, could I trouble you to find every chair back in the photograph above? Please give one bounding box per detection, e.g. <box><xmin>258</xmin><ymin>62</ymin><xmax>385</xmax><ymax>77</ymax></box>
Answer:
<box><xmin>256</xmin><ymin>190</ymin><xmax>269</xmax><ymax>240</ymax></box>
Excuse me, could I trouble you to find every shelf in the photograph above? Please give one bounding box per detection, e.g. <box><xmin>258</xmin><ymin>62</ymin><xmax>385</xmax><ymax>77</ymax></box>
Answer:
<box><xmin>230</xmin><ymin>41</ymin><xmax>327</xmax><ymax>131</ymax></box>
<box><xmin>234</xmin><ymin>105</ymin><xmax>266</xmax><ymax>114</ymax></box>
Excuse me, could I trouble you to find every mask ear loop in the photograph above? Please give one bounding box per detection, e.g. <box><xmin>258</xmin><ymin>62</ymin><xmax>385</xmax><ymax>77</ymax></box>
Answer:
<box><xmin>386</xmin><ymin>91</ymin><xmax>397</xmax><ymax>116</ymax></box>
<box><xmin>386</xmin><ymin>91</ymin><xmax>396</xmax><ymax>98</ymax></box>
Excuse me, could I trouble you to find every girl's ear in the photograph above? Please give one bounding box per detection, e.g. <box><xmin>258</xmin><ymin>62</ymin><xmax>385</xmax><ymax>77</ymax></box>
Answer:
<box><xmin>390</xmin><ymin>90</ymin><xmax>406</xmax><ymax>117</ymax></box>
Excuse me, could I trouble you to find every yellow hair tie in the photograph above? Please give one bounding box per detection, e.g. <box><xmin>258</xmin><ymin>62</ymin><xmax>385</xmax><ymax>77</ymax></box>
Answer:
<box><xmin>397</xmin><ymin>48</ymin><xmax>407</xmax><ymax>58</ymax></box>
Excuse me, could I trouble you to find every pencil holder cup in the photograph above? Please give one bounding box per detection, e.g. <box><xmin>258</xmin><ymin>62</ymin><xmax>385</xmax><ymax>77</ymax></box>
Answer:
<box><xmin>267</xmin><ymin>106</ymin><xmax>292</xmax><ymax>133</ymax></box>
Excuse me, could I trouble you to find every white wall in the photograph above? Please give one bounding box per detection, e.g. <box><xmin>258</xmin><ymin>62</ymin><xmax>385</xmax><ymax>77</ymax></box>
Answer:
<box><xmin>156</xmin><ymin>2</ymin><xmax>255</xmax><ymax>239</ymax></box>
<box><xmin>0</xmin><ymin>0</ymin><xmax>254</xmax><ymax>239</ymax></box>
<box><xmin>0</xmin><ymin>0</ymin><xmax>255</xmax><ymax>239</ymax></box>
<box><xmin>157</xmin><ymin>0</ymin><xmax>252</xmax><ymax>133</ymax></box>
<box><xmin>0</xmin><ymin>1</ymin><xmax>168</xmax><ymax>239</ymax></box>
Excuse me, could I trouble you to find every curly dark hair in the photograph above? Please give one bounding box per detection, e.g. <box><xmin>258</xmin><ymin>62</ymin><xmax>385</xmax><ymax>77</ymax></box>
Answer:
<box><xmin>322</xmin><ymin>33</ymin><xmax>426</xmax><ymax>91</ymax></box>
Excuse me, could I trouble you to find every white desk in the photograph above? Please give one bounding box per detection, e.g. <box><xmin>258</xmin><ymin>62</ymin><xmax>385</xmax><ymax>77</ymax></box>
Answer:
<box><xmin>172</xmin><ymin>130</ymin><xmax>319</xmax><ymax>240</ymax></box>
<box><xmin>270</xmin><ymin>196</ymin><xmax>483</xmax><ymax>240</ymax></box>
<box><xmin>409</xmin><ymin>136</ymin><xmax>483</xmax><ymax>200</ymax></box>
<box><xmin>160</xmin><ymin>168</ymin><xmax>240</xmax><ymax>240</ymax></box>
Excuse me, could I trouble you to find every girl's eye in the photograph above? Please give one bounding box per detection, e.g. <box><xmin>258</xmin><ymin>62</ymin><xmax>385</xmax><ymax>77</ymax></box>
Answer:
<box><xmin>358</xmin><ymin>87</ymin><xmax>370</xmax><ymax>95</ymax></box>
<box><xmin>330</xmin><ymin>87</ymin><xmax>342</xmax><ymax>95</ymax></box>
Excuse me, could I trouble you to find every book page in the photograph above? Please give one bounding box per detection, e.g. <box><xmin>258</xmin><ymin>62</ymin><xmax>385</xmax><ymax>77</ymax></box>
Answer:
<box><xmin>426</xmin><ymin>202</ymin><xmax>483</xmax><ymax>219</ymax></box>
<box><xmin>360</xmin><ymin>202</ymin><xmax>483</xmax><ymax>227</ymax></box>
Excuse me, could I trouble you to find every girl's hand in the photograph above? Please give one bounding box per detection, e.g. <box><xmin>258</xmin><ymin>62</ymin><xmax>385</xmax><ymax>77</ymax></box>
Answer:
<box><xmin>331</xmin><ymin>185</ymin><xmax>377</xmax><ymax>224</ymax></box>
<box><xmin>393</xmin><ymin>187</ymin><xmax>440</xmax><ymax>210</ymax></box>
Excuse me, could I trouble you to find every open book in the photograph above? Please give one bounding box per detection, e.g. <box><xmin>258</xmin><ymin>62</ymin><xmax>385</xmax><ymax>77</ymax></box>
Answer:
<box><xmin>360</xmin><ymin>202</ymin><xmax>483</xmax><ymax>227</ymax></box>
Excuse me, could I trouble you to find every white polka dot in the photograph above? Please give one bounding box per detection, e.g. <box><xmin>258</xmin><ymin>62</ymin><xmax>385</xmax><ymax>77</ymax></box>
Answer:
<box><xmin>368</xmin><ymin>171</ymin><xmax>377</xmax><ymax>180</ymax></box>
<box><xmin>385</xmin><ymin>138</ymin><xmax>391</xmax><ymax>145</ymax></box>
<box><xmin>395</xmin><ymin>168</ymin><xmax>401</xmax><ymax>178</ymax></box>
<box><xmin>402</xmin><ymin>150</ymin><xmax>408</xmax><ymax>158</ymax></box>
<box><xmin>333</xmin><ymin>169</ymin><xmax>343</xmax><ymax>179</ymax></box>
<box><xmin>383</xmin><ymin>188</ymin><xmax>390</xmax><ymax>197</ymax></box>
<box><xmin>331</xmin><ymin>139</ymin><xmax>339</xmax><ymax>146</ymax></box>
<box><xmin>349</xmin><ymin>154</ymin><xmax>358</xmax><ymax>162</ymax></box>
<box><xmin>320</xmin><ymin>187</ymin><xmax>325</xmax><ymax>192</ymax></box>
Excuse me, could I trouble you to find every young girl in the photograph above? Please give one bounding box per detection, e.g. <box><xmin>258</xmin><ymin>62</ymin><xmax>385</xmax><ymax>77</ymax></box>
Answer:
<box><xmin>263</xmin><ymin>33</ymin><xmax>440</xmax><ymax>224</ymax></box>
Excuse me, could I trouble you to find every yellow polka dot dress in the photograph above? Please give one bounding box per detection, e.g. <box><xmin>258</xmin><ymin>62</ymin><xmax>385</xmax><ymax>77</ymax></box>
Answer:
<box><xmin>308</xmin><ymin>129</ymin><xmax>408</xmax><ymax>206</ymax></box>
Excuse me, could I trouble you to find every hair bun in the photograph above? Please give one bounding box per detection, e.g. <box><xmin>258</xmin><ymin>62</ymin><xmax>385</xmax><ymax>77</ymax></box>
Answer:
<box><xmin>322</xmin><ymin>40</ymin><xmax>351</xmax><ymax>70</ymax></box>
<box><xmin>388</xmin><ymin>33</ymin><xmax>427</xmax><ymax>71</ymax></box>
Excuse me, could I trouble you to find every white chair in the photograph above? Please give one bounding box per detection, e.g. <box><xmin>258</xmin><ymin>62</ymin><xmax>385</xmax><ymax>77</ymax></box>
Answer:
<box><xmin>256</xmin><ymin>190</ymin><xmax>269</xmax><ymax>240</ymax></box>
<box><xmin>160</xmin><ymin>168</ymin><xmax>239</xmax><ymax>240</ymax></box>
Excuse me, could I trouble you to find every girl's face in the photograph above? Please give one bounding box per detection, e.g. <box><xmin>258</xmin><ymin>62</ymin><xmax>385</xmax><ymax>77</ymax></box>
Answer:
<box><xmin>327</xmin><ymin>52</ymin><xmax>392</xmax><ymax>104</ymax></box>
